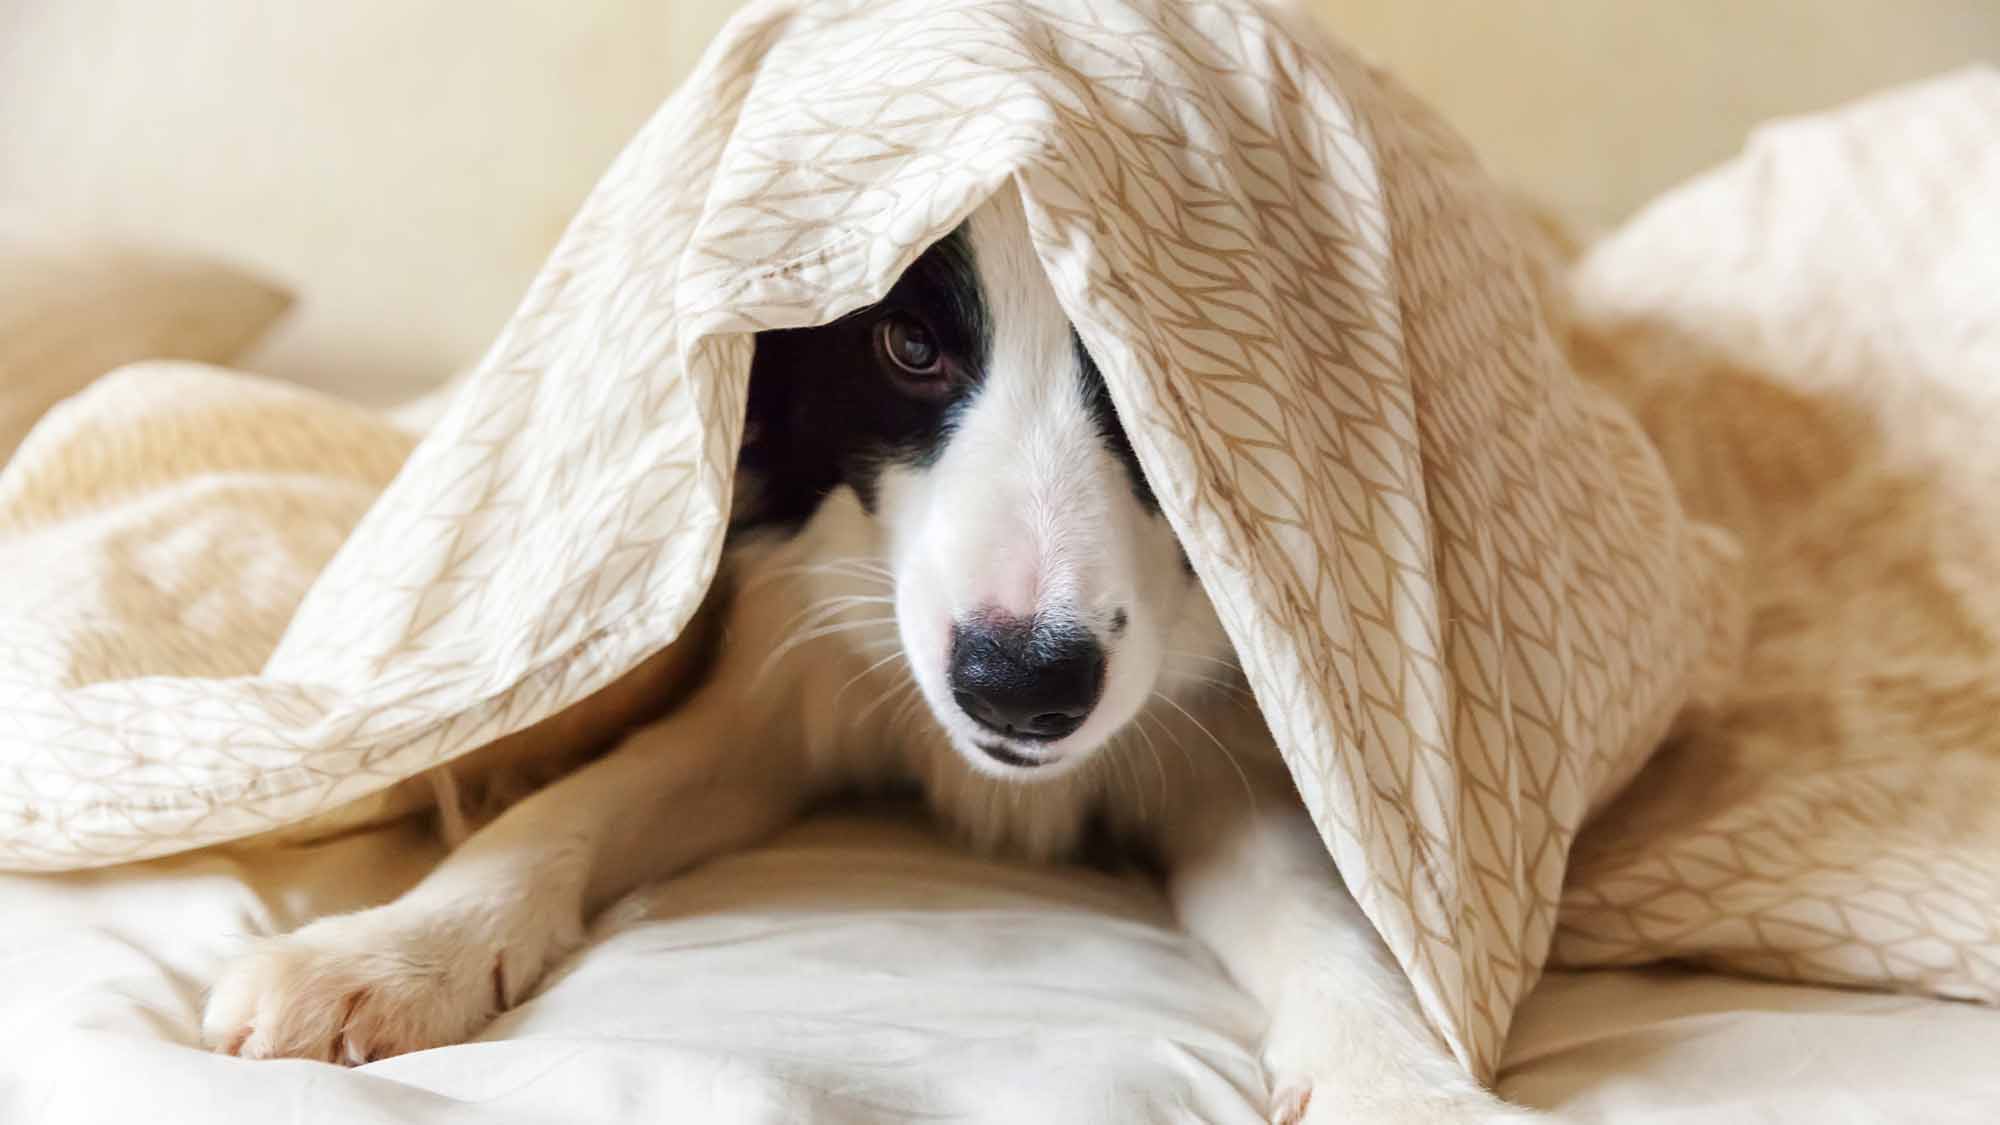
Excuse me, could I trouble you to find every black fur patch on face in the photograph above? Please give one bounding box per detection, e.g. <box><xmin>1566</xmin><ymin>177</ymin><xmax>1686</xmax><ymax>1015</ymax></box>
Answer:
<box><xmin>733</xmin><ymin>226</ymin><xmax>989</xmax><ymax>533</ymax></box>
<box><xmin>732</xmin><ymin>226</ymin><xmax>1172</xmax><ymax>546</ymax></box>
<box><xmin>1073</xmin><ymin>332</ymin><xmax>1160</xmax><ymax>515</ymax></box>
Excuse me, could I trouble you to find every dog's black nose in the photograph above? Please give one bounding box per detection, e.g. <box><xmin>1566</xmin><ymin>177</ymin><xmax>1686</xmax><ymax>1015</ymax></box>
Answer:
<box><xmin>949</xmin><ymin>617</ymin><xmax>1105</xmax><ymax>743</ymax></box>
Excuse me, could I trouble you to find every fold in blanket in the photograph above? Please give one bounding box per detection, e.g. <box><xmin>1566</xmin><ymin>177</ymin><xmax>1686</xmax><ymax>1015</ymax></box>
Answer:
<box><xmin>0</xmin><ymin>0</ymin><xmax>1757</xmax><ymax>1078</ymax></box>
<box><xmin>1553</xmin><ymin>66</ymin><xmax>2000</xmax><ymax>1008</ymax></box>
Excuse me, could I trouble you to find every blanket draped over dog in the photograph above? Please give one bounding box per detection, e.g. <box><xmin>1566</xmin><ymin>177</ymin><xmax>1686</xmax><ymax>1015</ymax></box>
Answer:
<box><xmin>3</xmin><ymin>0</ymin><xmax>1992</xmax><ymax>1079</ymax></box>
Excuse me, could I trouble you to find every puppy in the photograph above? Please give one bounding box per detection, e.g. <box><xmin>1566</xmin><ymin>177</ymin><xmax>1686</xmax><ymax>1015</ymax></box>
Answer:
<box><xmin>204</xmin><ymin>192</ymin><xmax>1535</xmax><ymax>1124</ymax></box>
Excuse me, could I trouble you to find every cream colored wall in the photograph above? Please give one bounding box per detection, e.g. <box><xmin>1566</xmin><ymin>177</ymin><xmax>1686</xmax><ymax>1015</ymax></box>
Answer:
<box><xmin>0</xmin><ymin>0</ymin><xmax>742</xmax><ymax>404</ymax></box>
<box><xmin>1317</xmin><ymin>0</ymin><xmax>2000</xmax><ymax>227</ymax></box>
<box><xmin>1</xmin><ymin>1</ymin><xmax>1993</xmax><ymax>404</ymax></box>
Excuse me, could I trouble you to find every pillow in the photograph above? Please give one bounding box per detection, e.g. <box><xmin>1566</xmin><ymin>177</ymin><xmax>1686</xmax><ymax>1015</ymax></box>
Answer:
<box><xmin>0</xmin><ymin>215</ymin><xmax>293</xmax><ymax>463</ymax></box>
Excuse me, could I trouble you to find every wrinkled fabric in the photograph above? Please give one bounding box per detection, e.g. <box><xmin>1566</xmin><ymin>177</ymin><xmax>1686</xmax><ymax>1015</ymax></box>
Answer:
<box><xmin>1554</xmin><ymin>66</ymin><xmax>2000</xmax><ymax>1008</ymax></box>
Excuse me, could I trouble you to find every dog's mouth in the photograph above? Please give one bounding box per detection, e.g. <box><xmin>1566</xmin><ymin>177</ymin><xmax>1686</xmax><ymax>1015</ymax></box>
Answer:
<box><xmin>974</xmin><ymin>740</ymin><xmax>1053</xmax><ymax>770</ymax></box>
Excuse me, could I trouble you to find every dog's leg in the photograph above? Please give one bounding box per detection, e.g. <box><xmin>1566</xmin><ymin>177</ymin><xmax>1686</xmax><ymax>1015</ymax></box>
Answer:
<box><xmin>1163</xmin><ymin>795</ymin><xmax>1540</xmax><ymax>1124</ymax></box>
<box><xmin>202</xmin><ymin>694</ymin><xmax>806</xmax><ymax>1064</ymax></box>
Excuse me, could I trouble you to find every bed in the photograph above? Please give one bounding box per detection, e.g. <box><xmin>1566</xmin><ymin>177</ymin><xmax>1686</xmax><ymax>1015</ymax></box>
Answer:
<box><xmin>4</xmin><ymin>810</ymin><xmax>1998</xmax><ymax>1123</ymax></box>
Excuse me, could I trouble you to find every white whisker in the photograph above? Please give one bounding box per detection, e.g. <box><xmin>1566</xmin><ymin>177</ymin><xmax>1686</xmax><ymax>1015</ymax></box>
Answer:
<box><xmin>836</xmin><ymin>649</ymin><xmax>910</xmax><ymax>707</ymax></box>
<box><xmin>1173</xmin><ymin>672</ymin><xmax>1257</xmax><ymax>700</ymax></box>
<box><xmin>1133</xmin><ymin>720</ymin><xmax>1169</xmax><ymax>811</ymax></box>
<box><xmin>1110</xmin><ymin>741</ymin><xmax>1145</xmax><ymax>819</ymax></box>
<box><xmin>768</xmin><ymin>596</ymin><xmax>888</xmax><ymax>647</ymax></box>
<box><xmin>742</xmin><ymin>557</ymin><xmax>895</xmax><ymax>593</ymax></box>
<box><xmin>1152</xmin><ymin>692</ymin><xmax>1258</xmax><ymax>813</ymax></box>
<box><xmin>1139</xmin><ymin>708</ymin><xmax>1197</xmax><ymax>778</ymax></box>
<box><xmin>754</xmin><ymin>615</ymin><xmax>899</xmax><ymax>686</ymax></box>
<box><xmin>877</xmin><ymin>680</ymin><xmax>930</xmax><ymax>729</ymax></box>
<box><xmin>856</xmin><ymin>677</ymin><xmax>922</xmax><ymax>729</ymax></box>
<box><xmin>1164</xmin><ymin>648</ymin><xmax>1242</xmax><ymax>669</ymax></box>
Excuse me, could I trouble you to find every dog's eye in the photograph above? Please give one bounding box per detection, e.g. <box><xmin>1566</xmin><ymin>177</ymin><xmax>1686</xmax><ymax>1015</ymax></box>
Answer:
<box><xmin>875</xmin><ymin>315</ymin><xmax>948</xmax><ymax>393</ymax></box>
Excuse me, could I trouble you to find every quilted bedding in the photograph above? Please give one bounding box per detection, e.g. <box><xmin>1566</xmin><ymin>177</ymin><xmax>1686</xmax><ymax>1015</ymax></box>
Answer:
<box><xmin>1</xmin><ymin>0</ymin><xmax>1995</xmax><ymax>1091</ymax></box>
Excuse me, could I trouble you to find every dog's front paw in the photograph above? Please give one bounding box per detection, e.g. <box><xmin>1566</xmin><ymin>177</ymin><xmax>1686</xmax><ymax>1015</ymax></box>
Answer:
<box><xmin>203</xmin><ymin>908</ymin><xmax>522</xmax><ymax>1064</ymax></box>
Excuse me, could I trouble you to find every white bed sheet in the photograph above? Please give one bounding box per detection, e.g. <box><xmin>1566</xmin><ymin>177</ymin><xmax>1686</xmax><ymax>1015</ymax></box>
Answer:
<box><xmin>3</xmin><ymin>808</ymin><xmax>1996</xmax><ymax>1124</ymax></box>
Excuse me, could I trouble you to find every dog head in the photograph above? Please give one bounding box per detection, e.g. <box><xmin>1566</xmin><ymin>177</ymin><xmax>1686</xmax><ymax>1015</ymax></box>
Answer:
<box><xmin>740</xmin><ymin>192</ymin><xmax>1234</xmax><ymax>778</ymax></box>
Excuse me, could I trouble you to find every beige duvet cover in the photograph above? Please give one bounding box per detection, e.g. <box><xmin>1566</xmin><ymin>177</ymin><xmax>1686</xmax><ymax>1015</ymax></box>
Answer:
<box><xmin>1553</xmin><ymin>66</ymin><xmax>2000</xmax><ymax>1005</ymax></box>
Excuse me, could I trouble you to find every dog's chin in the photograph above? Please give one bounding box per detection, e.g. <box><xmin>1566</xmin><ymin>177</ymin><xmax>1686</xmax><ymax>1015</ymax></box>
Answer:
<box><xmin>944</xmin><ymin>730</ymin><xmax>1097</xmax><ymax>782</ymax></box>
